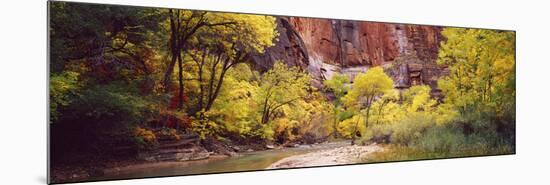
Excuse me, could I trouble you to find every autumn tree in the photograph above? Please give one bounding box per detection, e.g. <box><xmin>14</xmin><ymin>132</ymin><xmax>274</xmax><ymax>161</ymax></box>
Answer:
<box><xmin>323</xmin><ymin>73</ymin><xmax>350</xmax><ymax>138</ymax></box>
<box><xmin>257</xmin><ymin>62</ymin><xmax>311</xmax><ymax>125</ymax></box>
<box><xmin>162</xmin><ymin>10</ymin><xmax>248</xmax><ymax>108</ymax></box>
<box><xmin>436</xmin><ymin>28</ymin><xmax>516</xmax><ymax>142</ymax></box>
<box><xmin>185</xmin><ymin>13</ymin><xmax>278</xmax><ymax>119</ymax></box>
<box><xmin>437</xmin><ymin>28</ymin><xmax>515</xmax><ymax>116</ymax></box>
<box><xmin>370</xmin><ymin>90</ymin><xmax>400</xmax><ymax>125</ymax></box>
<box><xmin>204</xmin><ymin>63</ymin><xmax>261</xmax><ymax>138</ymax></box>
<box><xmin>342</xmin><ymin>67</ymin><xmax>394</xmax><ymax>144</ymax></box>
<box><xmin>401</xmin><ymin>85</ymin><xmax>437</xmax><ymax>114</ymax></box>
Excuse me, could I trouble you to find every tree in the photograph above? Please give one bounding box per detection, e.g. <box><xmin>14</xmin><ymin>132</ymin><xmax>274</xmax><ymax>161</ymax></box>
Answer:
<box><xmin>323</xmin><ymin>73</ymin><xmax>350</xmax><ymax>138</ymax></box>
<box><xmin>206</xmin><ymin>63</ymin><xmax>260</xmax><ymax>138</ymax></box>
<box><xmin>186</xmin><ymin>13</ymin><xmax>278</xmax><ymax>120</ymax></box>
<box><xmin>436</xmin><ymin>28</ymin><xmax>516</xmax><ymax>143</ymax></box>
<box><xmin>437</xmin><ymin>28</ymin><xmax>515</xmax><ymax>116</ymax></box>
<box><xmin>324</xmin><ymin>73</ymin><xmax>350</xmax><ymax>100</ymax></box>
<box><xmin>50</xmin><ymin>71</ymin><xmax>79</xmax><ymax>123</ymax></box>
<box><xmin>50</xmin><ymin>2</ymin><xmax>162</xmax><ymax>78</ymax></box>
<box><xmin>342</xmin><ymin>114</ymin><xmax>367</xmax><ymax>137</ymax></box>
<box><xmin>257</xmin><ymin>62</ymin><xmax>311</xmax><ymax>125</ymax></box>
<box><xmin>162</xmin><ymin>10</ymin><xmax>243</xmax><ymax>108</ymax></box>
<box><xmin>401</xmin><ymin>85</ymin><xmax>437</xmax><ymax>114</ymax></box>
<box><xmin>342</xmin><ymin>67</ymin><xmax>394</xmax><ymax>144</ymax></box>
<box><xmin>370</xmin><ymin>90</ymin><xmax>399</xmax><ymax>125</ymax></box>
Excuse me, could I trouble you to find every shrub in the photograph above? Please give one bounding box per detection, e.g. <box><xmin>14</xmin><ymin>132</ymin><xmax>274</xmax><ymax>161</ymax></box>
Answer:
<box><xmin>411</xmin><ymin>124</ymin><xmax>514</xmax><ymax>157</ymax></box>
<box><xmin>390</xmin><ymin>112</ymin><xmax>435</xmax><ymax>145</ymax></box>
<box><xmin>364</xmin><ymin>127</ymin><xmax>514</xmax><ymax>163</ymax></box>
<box><xmin>412</xmin><ymin>126</ymin><xmax>467</xmax><ymax>153</ymax></box>
<box><xmin>133</xmin><ymin>127</ymin><xmax>157</xmax><ymax>148</ymax></box>
<box><xmin>62</xmin><ymin>81</ymin><xmax>161</xmax><ymax>127</ymax></box>
<box><xmin>50</xmin><ymin>71</ymin><xmax>79</xmax><ymax>122</ymax></box>
<box><xmin>360</xmin><ymin>123</ymin><xmax>393</xmax><ymax>144</ymax></box>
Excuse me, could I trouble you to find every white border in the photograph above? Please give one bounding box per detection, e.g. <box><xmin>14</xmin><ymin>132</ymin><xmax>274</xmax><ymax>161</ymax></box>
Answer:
<box><xmin>1</xmin><ymin>0</ymin><xmax>549</xmax><ymax>185</ymax></box>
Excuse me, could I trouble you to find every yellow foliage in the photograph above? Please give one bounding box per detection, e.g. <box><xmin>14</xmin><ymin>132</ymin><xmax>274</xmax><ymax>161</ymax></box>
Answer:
<box><xmin>437</xmin><ymin>28</ymin><xmax>515</xmax><ymax>118</ymax></box>
<box><xmin>134</xmin><ymin>127</ymin><xmax>157</xmax><ymax>144</ymax></box>
<box><xmin>337</xmin><ymin>115</ymin><xmax>365</xmax><ymax>139</ymax></box>
<box><xmin>191</xmin><ymin>117</ymin><xmax>220</xmax><ymax>139</ymax></box>
<box><xmin>342</xmin><ymin>67</ymin><xmax>394</xmax><ymax>109</ymax></box>
<box><xmin>402</xmin><ymin>85</ymin><xmax>437</xmax><ymax>113</ymax></box>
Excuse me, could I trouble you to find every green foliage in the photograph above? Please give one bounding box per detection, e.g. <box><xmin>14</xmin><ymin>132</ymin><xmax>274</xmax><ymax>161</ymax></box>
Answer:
<box><xmin>323</xmin><ymin>73</ymin><xmax>350</xmax><ymax>101</ymax></box>
<box><xmin>365</xmin><ymin>124</ymin><xmax>513</xmax><ymax>163</ymax></box>
<box><xmin>63</xmin><ymin>82</ymin><xmax>161</xmax><ymax>126</ymax></box>
<box><xmin>50</xmin><ymin>2</ymin><xmax>163</xmax><ymax>74</ymax></box>
<box><xmin>337</xmin><ymin>110</ymin><xmax>355</xmax><ymax>122</ymax></box>
<box><xmin>389</xmin><ymin>113</ymin><xmax>435</xmax><ymax>145</ymax></box>
<box><xmin>50</xmin><ymin>71</ymin><xmax>79</xmax><ymax>122</ymax></box>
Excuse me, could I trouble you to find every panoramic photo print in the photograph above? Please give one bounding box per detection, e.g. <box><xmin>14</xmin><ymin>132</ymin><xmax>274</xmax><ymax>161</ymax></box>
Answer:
<box><xmin>48</xmin><ymin>1</ymin><xmax>516</xmax><ymax>183</ymax></box>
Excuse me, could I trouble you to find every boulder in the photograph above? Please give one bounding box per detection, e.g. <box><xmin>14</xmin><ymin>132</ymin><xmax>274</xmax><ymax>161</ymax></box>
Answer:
<box><xmin>231</xmin><ymin>146</ymin><xmax>241</xmax><ymax>152</ymax></box>
<box><xmin>265</xmin><ymin>144</ymin><xmax>275</xmax><ymax>149</ymax></box>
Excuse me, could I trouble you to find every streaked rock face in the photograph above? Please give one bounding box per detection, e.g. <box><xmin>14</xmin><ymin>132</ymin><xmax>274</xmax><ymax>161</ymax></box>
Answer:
<box><xmin>251</xmin><ymin>17</ymin><xmax>447</xmax><ymax>92</ymax></box>
<box><xmin>285</xmin><ymin>17</ymin><xmax>443</xmax><ymax>67</ymax></box>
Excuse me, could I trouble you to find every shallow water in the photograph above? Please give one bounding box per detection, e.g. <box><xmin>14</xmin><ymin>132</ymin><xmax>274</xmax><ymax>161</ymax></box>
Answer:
<box><xmin>92</xmin><ymin>142</ymin><xmax>349</xmax><ymax>182</ymax></box>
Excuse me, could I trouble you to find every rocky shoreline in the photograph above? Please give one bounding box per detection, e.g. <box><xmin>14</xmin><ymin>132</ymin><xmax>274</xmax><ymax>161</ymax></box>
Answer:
<box><xmin>49</xmin><ymin>137</ymin><xmax>323</xmax><ymax>183</ymax></box>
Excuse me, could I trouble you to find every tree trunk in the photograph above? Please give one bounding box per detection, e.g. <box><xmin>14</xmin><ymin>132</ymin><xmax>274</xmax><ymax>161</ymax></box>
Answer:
<box><xmin>164</xmin><ymin>9</ymin><xmax>179</xmax><ymax>93</ymax></box>
<box><xmin>332</xmin><ymin>109</ymin><xmax>340</xmax><ymax>139</ymax></box>
<box><xmin>365</xmin><ymin>105</ymin><xmax>371</xmax><ymax>130</ymax></box>
<box><xmin>177</xmin><ymin>51</ymin><xmax>185</xmax><ymax>109</ymax></box>
<box><xmin>164</xmin><ymin>52</ymin><xmax>178</xmax><ymax>92</ymax></box>
<box><xmin>351</xmin><ymin>118</ymin><xmax>360</xmax><ymax>146</ymax></box>
<box><xmin>205</xmin><ymin>68</ymin><xmax>228</xmax><ymax>111</ymax></box>
<box><xmin>197</xmin><ymin>57</ymin><xmax>204</xmax><ymax>113</ymax></box>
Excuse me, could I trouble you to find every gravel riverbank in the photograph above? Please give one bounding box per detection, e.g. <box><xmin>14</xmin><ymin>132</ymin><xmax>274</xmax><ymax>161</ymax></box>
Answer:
<box><xmin>267</xmin><ymin>144</ymin><xmax>382</xmax><ymax>169</ymax></box>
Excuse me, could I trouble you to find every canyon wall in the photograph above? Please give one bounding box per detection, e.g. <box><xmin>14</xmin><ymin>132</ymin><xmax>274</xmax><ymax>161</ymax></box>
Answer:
<box><xmin>286</xmin><ymin>17</ymin><xmax>443</xmax><ymax>67</ymax></box>
<box><xmin>251</xmin><ymin>16</ymin><xmax>448</xmax><ymax>91</ymax></box>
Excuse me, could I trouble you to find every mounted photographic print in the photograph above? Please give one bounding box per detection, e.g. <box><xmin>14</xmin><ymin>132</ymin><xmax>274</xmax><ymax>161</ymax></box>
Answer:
<box><xmin>48</xmin><ymin>1</ymin><xmax>516</xmax><ymax>184</ymax></box>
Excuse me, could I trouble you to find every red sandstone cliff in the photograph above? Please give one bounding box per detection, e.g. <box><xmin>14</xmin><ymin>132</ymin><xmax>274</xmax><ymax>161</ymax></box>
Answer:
<box><xmin>251</xmin><ymin>17</ymin><xmax>447</xmax><ymax>90</ymax></box>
